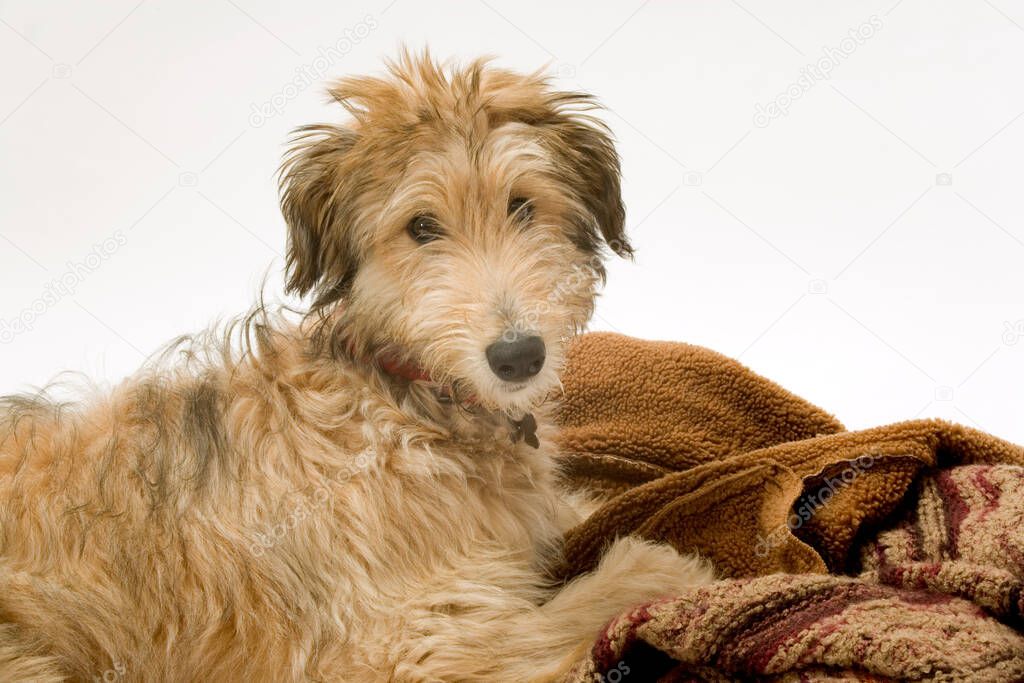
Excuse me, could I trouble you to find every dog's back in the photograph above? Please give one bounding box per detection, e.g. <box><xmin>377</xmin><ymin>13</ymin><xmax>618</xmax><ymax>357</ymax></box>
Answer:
<box><xmin>0</xmin><ymin>323</ymin><xmax>348</xmax><ymax>679</ymax></box>
<box><xmin>0</xmin><ymin>320</ymin><xmax>578</xmax><ymax>681</ymax></box>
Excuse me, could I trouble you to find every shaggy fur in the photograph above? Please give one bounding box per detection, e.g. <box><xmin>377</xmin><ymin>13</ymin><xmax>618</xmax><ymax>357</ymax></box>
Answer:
<box><xmin>0</xmin><ymin>53</ymin><xmax>713</xmax><ymax>682</ymax></box>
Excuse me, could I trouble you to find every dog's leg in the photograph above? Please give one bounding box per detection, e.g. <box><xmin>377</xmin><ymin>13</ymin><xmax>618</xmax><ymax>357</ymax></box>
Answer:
<box><xmin>524</xmin><ymin>536</ymin><xmax>714</xmax><ymax>680</ymax></box>
<box><xmin>390</xmin><ymin>536</ymin><xmax>713</xmax><ymax>682</ymax></box>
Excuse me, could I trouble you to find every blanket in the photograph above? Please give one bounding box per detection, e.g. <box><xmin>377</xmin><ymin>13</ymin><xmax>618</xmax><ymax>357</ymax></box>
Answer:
<box><xmin>555</xmin><ymin>333</ymin><xmax>1024</xmax><ymax>682</ymax></box>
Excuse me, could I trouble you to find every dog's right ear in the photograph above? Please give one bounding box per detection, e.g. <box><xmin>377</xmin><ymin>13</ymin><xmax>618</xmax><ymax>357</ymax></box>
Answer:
<box><xmin>279</xmin><ymin>124</ymin><xmax>361</xmax><ymax>309</ymax></box>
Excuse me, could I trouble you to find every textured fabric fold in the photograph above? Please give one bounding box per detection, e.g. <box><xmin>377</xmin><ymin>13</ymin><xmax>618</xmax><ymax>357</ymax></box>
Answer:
<box><xmin>555</xmin><ymin>333</ymin><xmax>1024</xmax><ymax>681</ymax></box>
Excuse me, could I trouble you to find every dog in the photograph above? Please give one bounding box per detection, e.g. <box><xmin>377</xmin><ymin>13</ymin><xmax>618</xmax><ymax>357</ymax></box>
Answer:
<box><xmin>0</xmin><ymin>52</ymin><xmax>713</xmax><ymax>682</ymax></box>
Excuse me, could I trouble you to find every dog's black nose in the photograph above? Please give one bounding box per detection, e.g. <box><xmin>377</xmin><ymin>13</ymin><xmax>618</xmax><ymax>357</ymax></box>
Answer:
<box><xmin>486</xmin><ymin>335</ymin><xmax>546</xmax><ymax>382</ymax></box>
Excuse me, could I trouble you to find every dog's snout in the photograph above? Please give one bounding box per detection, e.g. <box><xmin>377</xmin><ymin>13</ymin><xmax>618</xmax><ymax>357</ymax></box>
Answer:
<box><xmin>486</xmin><ymin>335</ymin><xmax>546</xmax><ymax>382</ymax></box>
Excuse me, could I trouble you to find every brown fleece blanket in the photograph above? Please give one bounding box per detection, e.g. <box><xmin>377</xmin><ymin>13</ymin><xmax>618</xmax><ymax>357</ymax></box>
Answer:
<box><xmin>555</xmin><ymin>333</ymin><xmax>1024</xmax><ymax>682</ymax></box>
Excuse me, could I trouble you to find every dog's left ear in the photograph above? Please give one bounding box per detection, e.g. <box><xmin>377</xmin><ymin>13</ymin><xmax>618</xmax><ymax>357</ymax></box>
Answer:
<box><xmin>279</xmin><ymin>124</ymin><xmax>361</xmax><ymax>309</ymax></box>
<box><xmin>541</xmin><ymin>96</ymin><xmax>633</xmax><ymax>259</ymax></box>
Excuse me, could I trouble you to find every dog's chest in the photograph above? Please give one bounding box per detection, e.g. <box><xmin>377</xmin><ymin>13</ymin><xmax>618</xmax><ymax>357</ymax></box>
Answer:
<box><xmin>326</xmin><ymin>434</ymin><xmax>564</xmax><ymax>587</ymax></box>
<box><xmin>405</xmin><ymin>437</ymin><xmax>557</xmax><ymax>544</ymax></box>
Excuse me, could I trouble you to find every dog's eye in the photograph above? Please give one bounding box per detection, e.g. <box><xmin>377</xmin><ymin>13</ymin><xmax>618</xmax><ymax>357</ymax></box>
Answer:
<box><xmin>407</xmin><ymin>215</ymin><xmax>442</xmax><ymax>244</ymax></box>
<box><xmin>508</xmin><ymin>197</ymin><xmax>533</xmax><ymax>222</ymax></box>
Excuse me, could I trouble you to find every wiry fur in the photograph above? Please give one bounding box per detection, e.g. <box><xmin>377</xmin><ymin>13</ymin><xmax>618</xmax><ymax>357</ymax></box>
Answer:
<box><xmin>0</xmin><ymin>52</ymin><xmax>713</xmax><ymax>681</ymax></box>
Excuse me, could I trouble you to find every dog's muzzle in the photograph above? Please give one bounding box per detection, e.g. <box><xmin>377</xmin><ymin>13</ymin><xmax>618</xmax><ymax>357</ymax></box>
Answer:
<box><xmin>485</xmin><ymin>334</ymin><xmax>545</xmax><ymax>382</ymax></box>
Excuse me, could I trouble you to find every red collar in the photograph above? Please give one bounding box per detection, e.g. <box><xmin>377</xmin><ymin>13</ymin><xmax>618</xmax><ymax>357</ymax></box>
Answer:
<box><xmin>376</xmin><ymin>353</ymin><xmax>434</xmax><ymax>384</ymax></box>
<box><xmin>328</xmin><ymin>310</ymin><xmax>538</xmax><ymax>447</ymax></box>
<box><xmin>356</xmin><ymin>344</ymin><xmax>538</xmax><ymax>447</ymax></box>
<box><xmin>332</xmin><ymin>307</ymin><xmax>434</xmax><ymax>385</ymax></box>
<box><xmin>367</xmin><ymin>347</ymin><xmax>466</xmax><ymax>403</ymax></box>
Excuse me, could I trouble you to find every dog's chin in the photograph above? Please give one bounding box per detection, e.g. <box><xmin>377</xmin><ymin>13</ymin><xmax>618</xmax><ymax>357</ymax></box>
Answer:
<box><xmin>466</xmin><ymin>371</ymin><xmax>557</xmax><ymax>418</ymax></box>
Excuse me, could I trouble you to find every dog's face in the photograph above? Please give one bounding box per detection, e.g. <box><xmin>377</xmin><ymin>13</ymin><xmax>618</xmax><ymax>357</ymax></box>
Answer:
<box><xmin>280</xmin><ymin>53</ymin><xmax>630</xmax><ymax>415</ymax></box>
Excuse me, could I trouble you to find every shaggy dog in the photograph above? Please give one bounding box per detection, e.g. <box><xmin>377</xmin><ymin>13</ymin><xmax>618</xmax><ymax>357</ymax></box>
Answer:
<box><xmin>0</xmin><ymin>53</ymin><xmax>712</xmax><ymax>682</ymax></box>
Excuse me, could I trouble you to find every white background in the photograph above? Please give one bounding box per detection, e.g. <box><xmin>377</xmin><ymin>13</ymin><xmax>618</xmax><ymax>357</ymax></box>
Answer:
<box><xmin>1</xmin><ymin>1</ymin><xmax>1022</xmax><ymax>442</ymax></box>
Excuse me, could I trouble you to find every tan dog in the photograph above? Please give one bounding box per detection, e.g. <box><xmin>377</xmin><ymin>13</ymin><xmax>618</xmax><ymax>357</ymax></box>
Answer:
<box><xmin>0</xmin><ymin>52</ymin><xmax>712</xmax><ymax>682</ymax></box>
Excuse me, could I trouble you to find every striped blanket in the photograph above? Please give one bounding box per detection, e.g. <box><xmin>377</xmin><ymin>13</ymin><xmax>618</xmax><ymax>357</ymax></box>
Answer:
<box><xmin>556</xmin><ymin>334</ymin><xmax>1024</xmax><ymax>682</ymax></box>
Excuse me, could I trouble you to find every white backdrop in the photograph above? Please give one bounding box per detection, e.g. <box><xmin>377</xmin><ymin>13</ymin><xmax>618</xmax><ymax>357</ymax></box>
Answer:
<box><xmin>1</xmin><ymin>0</ymin><xmax>1022</xmax><ymax>442</ymax></box>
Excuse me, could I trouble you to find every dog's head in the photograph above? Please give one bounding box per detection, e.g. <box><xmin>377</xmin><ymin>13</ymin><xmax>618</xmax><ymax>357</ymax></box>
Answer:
<box><xmin>280</xmin><ymin>51</ymin><xmax>630</xmax><ymax>415</ymax></box>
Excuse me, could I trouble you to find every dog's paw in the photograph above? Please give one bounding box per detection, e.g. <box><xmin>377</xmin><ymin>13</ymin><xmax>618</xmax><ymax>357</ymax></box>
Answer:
<box><xmin>534</xmin><ymin>536</ymin><xmax>715</xmax><ymax>678</ymax></box>
<box><xmin>593</xmin><ymin>536</ymin><xmax>715</xmax><ymax>599</ymax></box>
